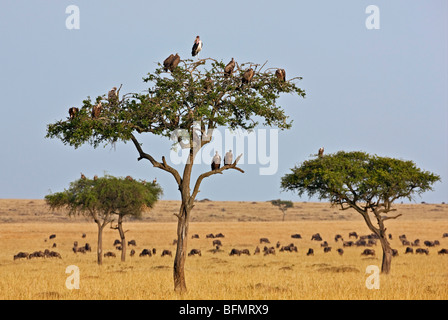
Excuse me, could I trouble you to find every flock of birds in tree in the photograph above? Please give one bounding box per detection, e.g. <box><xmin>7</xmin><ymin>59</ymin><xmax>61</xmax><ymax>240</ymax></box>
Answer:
<box><xmin>67</xmin><ymin>36</ymin><xmax>317</xmax><ymax>171</ymax></box>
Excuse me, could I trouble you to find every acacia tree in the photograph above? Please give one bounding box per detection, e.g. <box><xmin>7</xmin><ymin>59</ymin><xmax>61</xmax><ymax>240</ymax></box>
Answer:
<box><xmin>281</xmin><ymin>151</ymin><xmax>440</xmax><ymax>274</ymax></box>
<box><xmin>270</xmin><ymin>199</ymin><xmax>293</xmax><ymax>221</ymax></box>
<box><xmin>96</xmin><ymin>175</ymin><xmax>162</xmax><ymax>262</ymax></box>
<box><xmin>45</xmin><ymin>175</ymin><xmax>162</xmax><ymax>265</ymax></box>
<box><xmin>46</xmin><ymin>57</ymin><xmax>305</xmax><ymax>292</ymax></box>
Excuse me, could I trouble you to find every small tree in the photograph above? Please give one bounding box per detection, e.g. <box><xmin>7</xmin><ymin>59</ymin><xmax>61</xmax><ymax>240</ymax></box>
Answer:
<box><xmin>270</xmin><ymin>199</ymin><xmax>293</xmax><ymax>221</ymax></box>
<box><xmin>96</xmin><ymin>175</ymin><xmax>162</xmax><ymax>262</ymax></box>
<box><xmin>281</xmin><ymin>151</ymin><xmax>440</xmax><ymax>274</ymax></box>
<box><xmin>45</xmin><ymin>175</ymin><xmax>162</xmax><ymax>265</ymax></box>
<box><xmin>46</xmin><ymin>57</ymin><xmax>305</xmax><ymax>292</ymax></box>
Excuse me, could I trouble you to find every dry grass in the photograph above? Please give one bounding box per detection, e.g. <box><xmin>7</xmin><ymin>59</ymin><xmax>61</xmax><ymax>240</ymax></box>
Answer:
<box><xmin>1</xmin><ymin>199</ymin><xmax>448</xmax><ymax>300</ymax></box>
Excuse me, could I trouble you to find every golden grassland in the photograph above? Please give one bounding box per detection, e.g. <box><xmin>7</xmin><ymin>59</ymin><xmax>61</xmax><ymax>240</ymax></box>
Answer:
<box><xmin>0</xmin><ymin>199</ymin><xmax>447</xmax><ymax>300</ymax></box>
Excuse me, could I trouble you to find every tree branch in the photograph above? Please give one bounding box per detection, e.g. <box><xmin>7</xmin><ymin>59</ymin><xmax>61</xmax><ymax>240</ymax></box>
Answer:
<box><xmin>190</xmin><ymin>154</ymin><xmax>244</xmax><ymax>203</ymax></box>
<box><xmin>130</xmin><ymin>134</ymin><xmax>182</xmax><ymax>186</ymax></box>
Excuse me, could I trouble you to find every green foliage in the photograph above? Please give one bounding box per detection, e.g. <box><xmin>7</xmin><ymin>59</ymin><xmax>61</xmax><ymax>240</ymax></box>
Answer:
<box><xmin>45</xmin><ymin>175</ymin><xmax>163</xmax><ymax>220</ymax></box>
<box><xmin>270</xmin><ymin>199</ymin><xmax>294</xmax><ymax>211</ymax></box>
<box><xmin>46</xmin><ymin>58</ymin><xmax>305</xmax><ymax>149</ymax></box>
<box><xmin>281</xmin><ymin>151</ymin><xmax>441</xmax><ymax>206</ymax></box>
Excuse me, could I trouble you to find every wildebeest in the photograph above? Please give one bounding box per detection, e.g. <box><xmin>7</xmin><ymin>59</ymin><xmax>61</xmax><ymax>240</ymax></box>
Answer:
<box><xmin>188</xmin><ymin>249</ymin><xmax>202</xmax><ymax>257</ymax></box>
<box><xmin>113</xmin><ymin>239</ymin><xmax>121</xmax><ymax>246</ymax></box>
<box><xmin>213</xmin><ymin>239</ymin><xmax>222</xmax><ymax>247</ymax></box>
<box><xmin>438</xmin><ymin>248</ymin><xmax>448</xmax><ymax>255</ymax></box>
<box><xmin>215</xmin><ymin>233</ymin><xmax>225</xmax><ymax>238</ymax></box>
<box><xmin>14</xmin><ymin>252</ymin><xmax>29</xmax><ymax>260</ymax></box>
<box><xmin>82</xmin><ymin>233</ymin><xmax>86</xmax><ymax>238</ymax></box>
<box><xmin>240</xmin><ymin>249</ymin><xmax>250</xmax><ymax>256</ymax></box>
<box><xmin>405</xmin><ymin>247</ymin><xmax>414</xmax><ymax>254</ymax></box>
<box><xmin>306</xmin><ymin>248</ymin><xmax>314</xmax><ymax>256</ymax></box>
<box><xmin>401</xmin><ymin>239</ymin><xmax>411</xmax><ymax>246</ymax></box>
<box><xmin>161</xmin><ymin>250</ymin><xmax>172</xmax><ymax>257</ymax></box>
<box><xmin>130</xmin><ymin>249</ymin><xmax>136</xmax><ymax>257</ymax></box>
<box><xmin>263</xmin><ymin>246</ymin><xmax>275</xmax><ymax>255</ymax></box>
<box><xmin>442</xmin><ymin>233</ymin><xmax>448</xmax><ymax>238</ymax></box>
<box><xmin>152</xmin><ymin>248</ymin><xmax>157</xmax><ymax>255</ymax></box>
<box><xmin>323</xmin><ymin>247</ymin><xmax>332</xmax><ymax>253</ymax></box>
<box><xmin>49</xmin><ymin>234</ymin><xmax>56</xmax><ymax>240</ymax></box>
<box><xmin>349</xmin><ymin>232</ymin><xmax>358</xmax><ymax>239</ymax></box>
<box><xmin>411</xmin><ymin>239</ymin><xmax>420</xmax><ymax>246</ymax></box>
<box><xmin>260</xmin><ymin>238</ymin><xmax>270</xmax><ymax>244</ymax></box>
<box><xmin>52</xmin><ymin>243</ymin><xmax>57</xmax><ymax>248</ymax></box>
<box><xmin>128</xmin><ymin>240</ymin><xmax>137</xmax><ymax>246</ymax></box>
<box><xmin>229</xmin><ymin>248</ymin><xmax>241</xmax><ymax>256</ymax></box>
<box><xmin>280</xmin><ymin>243</ymin><xmax>297</xmax><ymax>252</ymax></box>
<box><xmin>29</xmin><ymin>251</ymin><xmax>45</xmax><ymax>259</ymax></box>
<box><xmin>392</xmin><ymin>249</ymin><xmax>399</xmax><ymax>257</ymax></box>
<box><xmin>311</xmin><ymin>233</ymin><xmax>322</xmax><ymax>241</ymax></box>
<box><xmin>254</xmin><ymin>246</ymin><xmax>261</xmax><ymax>255</ymax></box>
<box><xmin>361</xmin><ymin>249</ymin><xmax>375</xmax><ymax>256</ymax></box>
<box><xmin>337</xmin><ymin>248</ymin><xmax>344</xmax><ymax>255</ymax></box>
<box><xmin>44</xmin><ymin>249</ymin><xmax>62</xmax><ymax>259</ymax></box>
<box><xmin>343</xmin><ymin>241</ymin><xmax>354</xmax><ymax>247</ymax></box>
<box><xmin>206</xmin><ymin>234</ymin><xmax>215</xmax><ymax>239</ymax></box>
<box><xmin>321</xmin><ymin>241</ymin><xmax>328</xmax><ymax>248</ymax></box>
<box><xmin>291</xmin><ymin>234</ymin><xmax>302</xmax><ymax>239</ymax></box>
<box><xmin>191</xmin><ymin>234</ymin><xmax>199</xmax><ymax>239</ymax></box>
<box><xmin>399</xmin><ymin>234</ymin><xmax>407</xmax><ymax>241</ymax></box>
<box><xmin>334</xmin><ymin>234</ymin><xmax>343</xmax><ymax>242</ymax></box>
<box><xmin>416</xmin><ymin>248</ymin><xmax>429</xmax><ymax>255</ymax></box>
<box><xmin>104</xmin><ymin>251</ymin><xmax>116</xmax><ymax>258</ymax></box>
<box><xmin>139</xmin><ymin>249</ymin><xmax>152</xmax><ymax>257</ymax></box>
<box><xmin>276</xmin><ymin>241</ymin><xmax>281</xmax><ymax>248</ymax></box>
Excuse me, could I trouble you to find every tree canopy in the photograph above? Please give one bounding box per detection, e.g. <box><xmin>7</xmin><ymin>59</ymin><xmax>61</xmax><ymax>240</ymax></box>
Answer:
<box><xmin>281</xmin><ymin>151</ymin><xmax>440</xmax><ymax>211</ymax></box>
<box><xmin>281</xmin><ymin>150</ymin><xmax>441</xmax><ymax>273</ymax></box>
<box><xmin>46</xmin><ymin>59</ymin><xmax>305</xmax><ymax>150</ymax></box>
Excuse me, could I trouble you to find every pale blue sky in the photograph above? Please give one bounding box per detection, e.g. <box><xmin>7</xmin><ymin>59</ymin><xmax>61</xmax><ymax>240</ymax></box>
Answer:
<box><xmin>0</xmin><ymin>1</ymin><xmax>446</xmax><ymax>204</ymax></box>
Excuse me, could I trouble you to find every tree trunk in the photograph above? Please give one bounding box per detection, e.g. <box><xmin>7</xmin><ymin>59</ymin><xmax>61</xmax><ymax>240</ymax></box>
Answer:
<box><xmin>117</xmin><ymin>215</ymin><xmax>126</xmax><ymax>262</ymax></box>
<box><xmin>96</xmin><ymin>222</ymin><xmax>103</xmax><ymax>266</ymax></box>
<box><xmin>378</xmin><ymin>233</ymin><xmax>392</xmax><ymax>274</ymax></box>
<box><xmin>173</xmin><ymin>203</ymin><xmax>190</xmax><ymax>293</ymax></box>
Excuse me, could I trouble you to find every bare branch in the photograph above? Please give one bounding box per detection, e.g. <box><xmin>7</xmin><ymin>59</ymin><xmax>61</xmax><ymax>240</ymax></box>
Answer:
<box><xmin>130</xmin><ymin>134</ymin><xmax>181</xmax><ymax>186</ymax></box>
<box><xmin>190</xmin><ymin>154</ymin><xmax>244</xmax><ymax>203</ymax></box>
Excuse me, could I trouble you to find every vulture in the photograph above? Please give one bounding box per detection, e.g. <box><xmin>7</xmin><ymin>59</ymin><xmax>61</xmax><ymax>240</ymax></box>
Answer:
<box><xmin>191</xmin><ymin>36</ymin><xmax>203</xmax><ymax>57</ymax></box>
<box><xmin>275</xmin><ymin>69</ymin><xmax>286</xmax><ymax>82</ymax></box>
<box><xmin>211</xmin><ymin>151</ymin><xmax>221</xmax><ymax>171</ymax></box>
<box><xmin>163</xmin><ymin>54</ymin><xmax>174</xmax><ymax>71</ymax></box>
<box><xmin>224</xmin><ymin>150</ymin><xmax>233</xmax><ymax>165</ymax></box>
<box><xmin>318</xmin><ymin>147</ymin><xmax>324</xmax><ymax>158</ymax></box>
<box><xmin>224</xmin><ymin>58</ymin><xmax>235</xmax><ymax>78</ymax></box>
<box><xmin>91</xmin><ymin>102</ymin><xmax>102</xmax><ymax>119</ymax></box>
<box><xmin>242</xmin><ymin>68</ymin><xmax>254</xmax><ymax>84</ymax></box>
<box><xmin>108</xmin><ymin>87</ymin><xmax>118</xmax><ymax>102</ymax></box>
<box><xmin>80</xmin><ymin>173</ymin><xmax>86</xmax><ymax>180</ymax></box>
<box><xmin>163</xmin><ymin>53</ymin><xmax>180</xmax><ymax>72</ymax></box>
<box><xmin>68</xmin><ymin>107</ymin><xmax>79</xmax><ymax>119</ymax></box>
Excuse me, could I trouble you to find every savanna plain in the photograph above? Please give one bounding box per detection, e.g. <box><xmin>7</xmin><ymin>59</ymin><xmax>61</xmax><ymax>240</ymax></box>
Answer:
<box><xmin>0</xmin><ymin>199</ymin><xmax>447</xmax><ymax>300</ymax></box>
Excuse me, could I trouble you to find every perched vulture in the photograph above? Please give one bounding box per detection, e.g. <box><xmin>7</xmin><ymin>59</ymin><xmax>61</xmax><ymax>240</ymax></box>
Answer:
<box><xmin>211</xmin><ymin>151</ymin><xmax>221</xmax><ymax>171</ymax></box>
<box><xmin>80</xmin><ymin>173</ymin><xmax>86</xmax><ymax>180</ymax></box>
<box><xmin>224</xmin><ymin>58</ymin><xmax>235</xmax><ymax>78</ymax></box>
<box><xmin>163</xmin><ymin>54</ymin><xmax>174</xmax><ymax>71</ymax></box>
<box><xmin>242</xmin><ymin>68</ymin><xmax>254</xmax><ymax>84</ymax></box>
<box><xmin>318</xmin><ymin>147</ymin><xmax>324</xmax><ymax>158</ymax></box>
<box><xmin>224</xmin><ymin>150</ymin><xmax>233</xmax><ymax>165</ymax></box>
<box><xmin>275</xmin><ymin>69</ymin><xmax>286</xmax><ymax>82</ymax></box>
<box><xmin>91</xmin><ymin>102</ymin><xmax>102</xmax><ymax>119</ymax></box>
<box><xmin>108</xmin><ymin>87</ymin><xmax>118</xmax><ymax>102</ymax></box>
<box><xmin>68</xmin><ymin>107</ymin><xmax>79</xmax><ymax>119</ymax></box>
<box><xmin>191</xmin><ymin>36</ymin><xmax>203</xmax><ymax>57</ymax></box>
<box><xmin>163</xmin><ymin>53</ymin><xmax>180</xmax><ymax>72</ymax></box>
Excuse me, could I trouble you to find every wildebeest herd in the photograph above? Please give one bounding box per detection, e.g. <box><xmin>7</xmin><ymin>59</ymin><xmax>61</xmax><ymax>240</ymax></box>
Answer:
<box><xmin>13</xmin><ymin>230</ymin><xmax>448</xmax><ymax>261</ymax></box>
